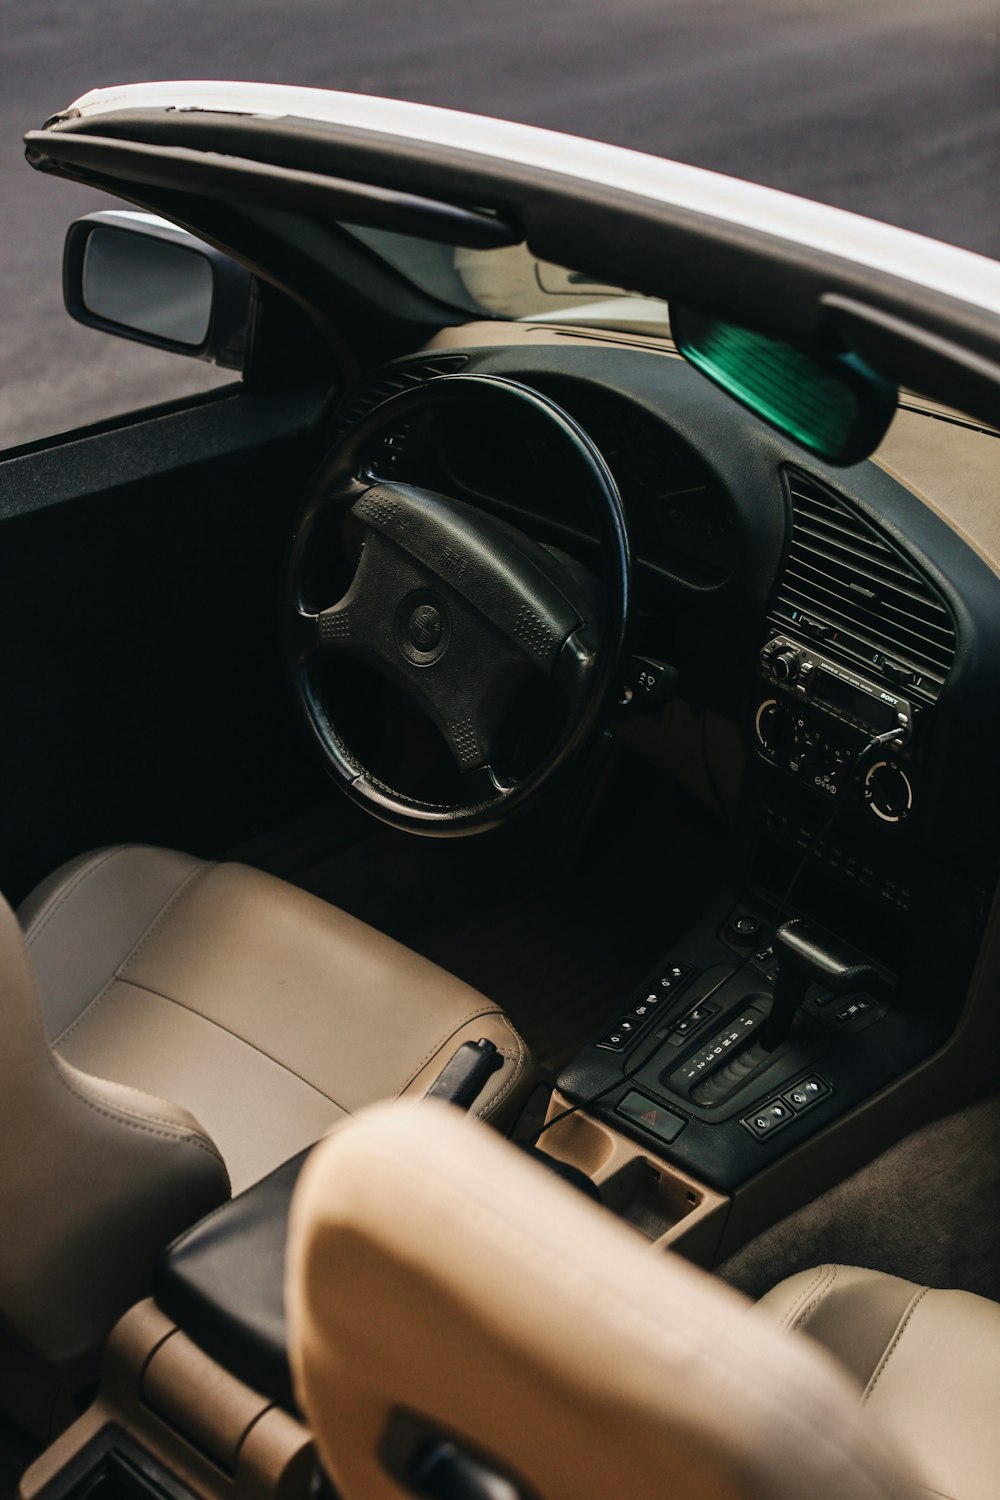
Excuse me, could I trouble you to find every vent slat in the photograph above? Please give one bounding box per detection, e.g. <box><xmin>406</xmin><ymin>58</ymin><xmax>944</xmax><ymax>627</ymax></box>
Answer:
<box><xmin>786</xmin><ymin>549</ymin><xmax>954</xmax><ymax>637</ymax></box>
<box><xmin>777</xmin><ymin>471</ymin><xmax>956</xmax><ymax>698</ymax></box>
<box><xmin>333</xmin><ymin>355</ymin><xmax>469</xmax><ymax>439</ymax></box>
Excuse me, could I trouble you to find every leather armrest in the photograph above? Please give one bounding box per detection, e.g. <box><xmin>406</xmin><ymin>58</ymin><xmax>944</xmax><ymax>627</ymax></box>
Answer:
<box><xmin>153</xmin><ymin>1150</ymin><xmax>310</xmax><ymax>1411</ymax></box>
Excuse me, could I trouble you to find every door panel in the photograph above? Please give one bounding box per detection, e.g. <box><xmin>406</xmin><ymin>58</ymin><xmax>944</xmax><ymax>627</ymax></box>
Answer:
<box><xmin>0</xmin><ymin>387</ymin><xmax>330</xmax><ymax>902</ymax></box>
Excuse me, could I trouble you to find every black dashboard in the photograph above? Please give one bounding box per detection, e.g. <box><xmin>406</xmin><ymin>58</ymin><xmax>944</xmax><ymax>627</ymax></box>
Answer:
<box><xmin>329</xmin><ymin>334</ymin><xmax>1000</xmax><ymax>1190</ymax></box>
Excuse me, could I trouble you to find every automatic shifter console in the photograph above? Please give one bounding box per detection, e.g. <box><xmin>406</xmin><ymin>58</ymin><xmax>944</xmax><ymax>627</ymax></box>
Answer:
<box><xmin>760</xmin><ymin>920</ymin><xmax>879</xmax><ymax>1051</ymax></box>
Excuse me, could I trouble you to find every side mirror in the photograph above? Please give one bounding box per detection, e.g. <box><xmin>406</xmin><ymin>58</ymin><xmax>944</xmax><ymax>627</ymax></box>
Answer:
<box><xmin>63</xmin><ymin>211</ymin><xmax>251</xmax><ymax>369</ymax></box>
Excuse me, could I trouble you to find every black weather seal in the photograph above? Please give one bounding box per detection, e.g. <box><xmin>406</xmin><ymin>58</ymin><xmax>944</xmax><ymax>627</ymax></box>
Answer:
<box><xmin>23</xmin><ymin>131</ymin><xmax>521</xmax><ymax>250</ymax></box>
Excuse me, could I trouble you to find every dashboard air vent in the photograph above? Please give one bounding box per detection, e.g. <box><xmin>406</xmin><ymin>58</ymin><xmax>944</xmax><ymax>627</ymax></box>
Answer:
<box><xmin>771</xmin><ymin>469</ymin><xmax>956</xmax><ymax>701</ymax></box>
<box><xmin>332</xmin><ymin>354</ymin><xmax>469</xmax><ymax>440</ymax></box>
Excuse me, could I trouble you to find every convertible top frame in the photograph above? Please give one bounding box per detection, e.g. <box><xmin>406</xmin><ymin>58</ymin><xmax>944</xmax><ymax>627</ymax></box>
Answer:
<box><xmin>24</xmin><ymin>81</ymin><xmax>1000</xmax><ymax>430</ymax></box>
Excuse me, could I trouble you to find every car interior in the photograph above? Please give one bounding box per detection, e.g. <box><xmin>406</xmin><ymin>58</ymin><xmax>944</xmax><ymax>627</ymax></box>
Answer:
<box><xmin>3</xmin><ymin>82</ymin><xmax>1000</xmax><ymax>1500</ymax></box>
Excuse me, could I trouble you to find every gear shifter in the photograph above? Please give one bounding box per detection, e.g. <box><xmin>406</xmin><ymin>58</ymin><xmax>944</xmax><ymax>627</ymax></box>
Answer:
<box><xmin>760</xmin><ymin>920</ymin><xmax>879</xmax><ymax>1052</ymax></box>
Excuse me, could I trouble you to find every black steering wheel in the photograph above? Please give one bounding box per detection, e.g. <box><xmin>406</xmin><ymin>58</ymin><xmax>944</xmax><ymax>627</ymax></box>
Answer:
<box><xmin>286</xmin><ymin>374</ymin><xmax>631</xmax><ymax>835</ymax></box>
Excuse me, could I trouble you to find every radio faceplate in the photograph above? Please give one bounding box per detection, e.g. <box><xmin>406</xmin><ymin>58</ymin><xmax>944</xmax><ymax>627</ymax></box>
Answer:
<box><xmin>755</xmin><ymin>636</ymin><xmax>919</xmax><ymax>822</ymax></box>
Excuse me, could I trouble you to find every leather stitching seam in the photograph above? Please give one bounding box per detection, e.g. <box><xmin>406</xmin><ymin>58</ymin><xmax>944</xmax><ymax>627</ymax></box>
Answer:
<box><xmin>775</xmin><ymin>1265</ymin><xmax>833</xmax><ymax>1332</ymax></box>
<box><xmin>53</xmin><ymin>861</ymin><xmax>213</xmax><ymax>1047</ymax></box>
<box><xmin>395</xmin><ymin>1008</ymin><xmax>526</xmax><ymax>1098</ymax></box>
<box><xmin>788</xmin><ymin>1265</ymin><xmax>840</xmax><ymax>1333</ymax></box>
<box><xmin>66</xmin><ymin>976</ymin><xmax>356</xmax><ymax>1114</ymax></box>
<box><xmin>23</xmin><ymin>845</ymin><xmax>131</xmax><ymax>947</ymax></box>
<box><xmin>475</xmin><ymin>1024</ymin><xmax>528</xmax><ymax>1120</ymax></box>
<box><xmin>17</xmin><ymin>874</ymin><xmax>228</xmax><ymax>1182</ymax></box>
<box><xmin>862</xmin><ymin>1286</ymin><xmax>929</xmax><ymax>1403</ymax></box>
<box><xmin>54</xmin><ymin>1061</ymin><xmax>230</xmax><ymax>1173</ymax></box>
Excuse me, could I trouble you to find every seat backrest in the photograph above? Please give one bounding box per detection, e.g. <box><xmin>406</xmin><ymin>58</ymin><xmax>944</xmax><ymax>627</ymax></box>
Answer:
<box><xmin>0</xmin><ymin>893</ymin><xmax>228</xmax><ymax>1400</ymax></box>
<box><xmin>286</xmin><ymin>1099</ymin><xmax>921</xmax><ymax>1500</ymax></box>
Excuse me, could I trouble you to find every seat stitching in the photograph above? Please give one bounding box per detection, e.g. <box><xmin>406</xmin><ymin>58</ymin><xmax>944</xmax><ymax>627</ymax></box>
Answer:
<box><xmin>18</xmin><ymin>891</ymin><xmax>229</xmax><ymax>1186</ymax></box>
<box><xmin>788</xmin><ymin>1265</ymin><xmax>840</xmax><ymax>1333</ymax></box>
<box><xmin>53</xmin><ymin>862</ymin><xmax>212</xmax><ymax>1047</ymax></box>
<box><xmin>475</xmin><ymin>1022</ymin><xmax>528</xmax><ymax>1120</ymax></box>
<box><xmin>58</xmin><ymin>976</ymin><xmax>356</xmax><ymax>1113</ymax></box>
<box><xmin>46</xmin><ymin>1052</ymin><xmax>230</xmax><ymax>1180</ymax></box>
<box><xmin>59</xmin><ymin>1065</ymin><xmax>229</xmax><ymax>1170</ymax></box>
<box><xmin>775</xmin><ymin>1265</ymin><xmax>833</xmax><ymax>1332</ymax></box>
<box><xmin>862</xmin><ymin>1287</ymin><xmax>929</xmax><ymax>1403</ymax></box>
<box><xmin>23</xmin><ymin>845</ymin><xmax>131</xmax><ymax>947</ymax></box>
<box><xmin>395</xmin><ymin>1007</ymin><xmax>524</xmax><ymax>1097</ymax></box>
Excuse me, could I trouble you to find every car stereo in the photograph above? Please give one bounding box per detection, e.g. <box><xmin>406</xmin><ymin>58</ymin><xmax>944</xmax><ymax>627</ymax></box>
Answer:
<box><xmin>754</xmin><ymin>635</ymin><xmax>917</xmax><ymax>822</ymax></box>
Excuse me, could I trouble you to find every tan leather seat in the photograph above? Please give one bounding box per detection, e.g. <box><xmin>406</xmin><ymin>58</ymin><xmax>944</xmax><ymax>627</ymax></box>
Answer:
<box><xmin>758</xmin><ymin>1264</ymin><xmax>1000</xmax><ymax>1500</ymax></box>
<box><xmin>286</xmin><ymin>1100</ymin><xmax>923</xmax><ymax>1500</ymax></box>
<box><xmin>3</xmin><ymin>844</ymin><xmax>530</xmax><ymax>1396</ymax></box>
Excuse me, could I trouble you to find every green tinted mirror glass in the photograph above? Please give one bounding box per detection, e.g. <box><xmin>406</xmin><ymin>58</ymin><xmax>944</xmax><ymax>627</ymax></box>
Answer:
<box><xmin>670</xmin><ymin>306</ymin><xmax>897</xmax><ymax>465</ymax></box>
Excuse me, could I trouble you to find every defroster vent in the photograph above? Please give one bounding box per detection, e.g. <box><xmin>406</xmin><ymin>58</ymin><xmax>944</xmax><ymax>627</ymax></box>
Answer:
<box><xmin>771</xmin><ymin>469</ymin><xmax>956</xmax><ymax>701</ymax></box>
<box><xmin>332</xmin><ymin>354</ymin><xmax>469</xmax><ymax>441</ymax></box>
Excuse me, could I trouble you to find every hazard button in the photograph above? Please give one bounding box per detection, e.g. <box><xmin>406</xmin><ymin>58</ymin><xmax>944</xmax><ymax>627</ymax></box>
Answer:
<box><xmin>616</xmin><ymin>1091</ymin><xmax>686</xmax><ymax>1145</ymax></box>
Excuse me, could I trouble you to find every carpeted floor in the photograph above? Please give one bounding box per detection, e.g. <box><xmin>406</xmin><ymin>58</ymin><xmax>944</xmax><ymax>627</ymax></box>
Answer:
<box><xmin>718</xmin><ymin>1094</ymin><xmax>1000</xmax><ymax>1302</ymax></box>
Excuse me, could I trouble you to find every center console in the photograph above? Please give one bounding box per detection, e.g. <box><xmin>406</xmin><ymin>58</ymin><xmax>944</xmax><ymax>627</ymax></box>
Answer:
<box><xmin>555</xmin><ymin>564</ymin><xmax>990</xmax><ymax>1208</ymax></box>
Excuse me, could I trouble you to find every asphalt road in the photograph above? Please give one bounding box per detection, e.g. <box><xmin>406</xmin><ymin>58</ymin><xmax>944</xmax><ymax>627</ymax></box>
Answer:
<box><xmin>1</xmin><ymin>0</ymin><xmax>998</xmax><ymax>449</ymax></box>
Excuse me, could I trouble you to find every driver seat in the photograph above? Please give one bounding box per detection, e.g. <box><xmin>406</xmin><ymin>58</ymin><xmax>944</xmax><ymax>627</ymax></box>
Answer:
<box><xmin>1</xmin><ymin>843</ymin><xmax>529</xmax><ymax>1419</ymax></box>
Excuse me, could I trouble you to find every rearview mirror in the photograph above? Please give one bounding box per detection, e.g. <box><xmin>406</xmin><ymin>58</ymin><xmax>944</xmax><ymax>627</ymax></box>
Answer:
<box><xmin>63</xmin><ymin>212</ymin><xmax>251</xmax><ymax>369</ymax></box>
<box><xmin>669</xmin><ymin>304</ymin><xmax>898</xmax><ymax>466</ymax></box>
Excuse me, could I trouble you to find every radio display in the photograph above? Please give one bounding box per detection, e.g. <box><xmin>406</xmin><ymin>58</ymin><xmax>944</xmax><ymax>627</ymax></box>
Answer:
<box><xmin>813</xmin><ymin>668</ymin><xmax>899</xmax><ymax>731</ymax></box>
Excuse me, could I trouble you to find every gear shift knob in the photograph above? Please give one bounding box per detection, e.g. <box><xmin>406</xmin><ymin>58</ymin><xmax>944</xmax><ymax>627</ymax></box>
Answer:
<box><xmin>759</xmin><ymin>919</ymin><xmax>879</xmax><ymax>1051</ymax></box>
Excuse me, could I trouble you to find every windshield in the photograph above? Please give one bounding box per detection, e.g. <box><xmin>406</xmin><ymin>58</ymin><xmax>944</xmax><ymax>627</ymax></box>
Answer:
<box><xmin>343</xmin><ymin>224</ymin><xmax>670</xmax><ymax>335</ymax></box>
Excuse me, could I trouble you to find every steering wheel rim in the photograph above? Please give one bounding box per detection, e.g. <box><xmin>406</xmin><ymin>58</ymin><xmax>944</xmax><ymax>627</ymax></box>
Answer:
<box><xmin>285</xmin><ymin>373</ymin><xmax>631</xmax><ymax>835</ymax></box>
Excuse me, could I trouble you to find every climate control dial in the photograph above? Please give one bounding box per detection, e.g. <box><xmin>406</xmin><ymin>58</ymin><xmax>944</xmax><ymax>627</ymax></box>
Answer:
<box><xmin>755</xmin><ymin>698</ymin><xmax>795</xmax><ymax>759</ymax></box>
<box><xmin>864</xmin><ymin>761</ymin><xmax>913</xmax><ymax>823</ymax></box>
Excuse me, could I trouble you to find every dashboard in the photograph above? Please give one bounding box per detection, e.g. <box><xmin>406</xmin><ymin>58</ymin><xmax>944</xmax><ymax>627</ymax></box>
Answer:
<box><xmin>328</xmin><ymin>328</ymin><xmax>1000</xmax><ymax>1189</ymax></box>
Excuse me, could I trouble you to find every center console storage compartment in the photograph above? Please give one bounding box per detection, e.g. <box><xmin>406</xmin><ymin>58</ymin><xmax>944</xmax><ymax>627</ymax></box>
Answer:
<box><xmin>536</xmin><ymin>1094</ymin><xmax>728</xmax><ymax>1264</ymax></box>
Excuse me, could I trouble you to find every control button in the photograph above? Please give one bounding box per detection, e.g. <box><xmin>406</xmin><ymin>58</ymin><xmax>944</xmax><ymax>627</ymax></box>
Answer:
<box><xmin>632</xmin><ymin>1000</ymin><xmax>655</xmax><ymax>1020</ymax></box>
<box><xmin>596</xmin><ymin>1030</ymin><xmax>626</xmax><ymax>1051</ymax></box>
<box><xmin>770</xmin><ymin>647</ymin><xmax>801</xmax><ymax>684</ymax></box>
<box><xmin>617</xmin><ymin>1091</ymin><xmax>686</xmax><ymax>1145</ymax></box>
<box><xmin>658</xmin><ymin>965</ymin><xmax>693</xmax><ymax>993</ymax></box>
<box><xmin>729</xmin><ymin>914</ymin><xmax>762</xmax><ymax>943</ymax></box>
<box><xmin>742</xmin><ymin>1100</ymin><xmax>794</xmax><ymax>1138</ymax></box>
<box><xmin>754</xmin><ymin>943</ymin><xmax>776</xmax><ymax>966</ymax></box>
<box><xmin>672</xmin><ymin>1004</ymin><xmax>715</xmax><ymax>1037</ymax></box>
<box><xmin>784</xmin><ymin>1076</ymin><xmax>830</xmax><ymax>1111</ymax></box>
<box><xmin>835</xmin><ymin>995</ymin><xmax>877</xmax><ymax>1025</ymax></box>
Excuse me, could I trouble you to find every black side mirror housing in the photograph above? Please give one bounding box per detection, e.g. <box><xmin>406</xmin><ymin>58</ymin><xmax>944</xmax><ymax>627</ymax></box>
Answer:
<box><xmin>63</xmin><ymin>211</ymin><xmax>251</xmax><ymax>369</ymax></box>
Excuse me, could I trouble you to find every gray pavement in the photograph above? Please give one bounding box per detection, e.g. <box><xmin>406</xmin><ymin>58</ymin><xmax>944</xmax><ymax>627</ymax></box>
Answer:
<box><xmin>1</xmin><ymin>0</ymin><xmax>998</xmax><ymax>449</ymax></box>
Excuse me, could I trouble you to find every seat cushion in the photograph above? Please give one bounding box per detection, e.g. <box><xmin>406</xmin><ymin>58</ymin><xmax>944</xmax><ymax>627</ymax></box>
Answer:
<box><xmin>21</xmin><ymin>845</ymin><xmax>530</xmax><ymax>1192</ymax></box>
<box><xmin>758</xmin><ymin>1264</ymin><xmax>1000</xmax><ymax>1500</ymax></box>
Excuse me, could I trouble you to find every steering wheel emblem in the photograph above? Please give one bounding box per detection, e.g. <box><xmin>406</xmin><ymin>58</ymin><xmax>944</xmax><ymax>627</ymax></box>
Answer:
<box><xmin>408</xmin><ymin>603</ymin><xmax>444</xmax><ymax>652</ymax></box>
<box><xmin>397</xmin><ymin>594</ymin><xmax>450</xmax><ymax>665</ymax></box>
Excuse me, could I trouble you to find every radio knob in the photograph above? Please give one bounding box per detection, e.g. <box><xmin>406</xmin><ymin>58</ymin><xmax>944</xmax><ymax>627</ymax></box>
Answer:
<box><xmin>771</xmin><ymin>647</ymin><xmax>801</xmax><ymax>684</ymax></box>
<box><xmin>864</xmin><ymin>761</ymin><xmax>913</xmax><ymax>823</ymax></box>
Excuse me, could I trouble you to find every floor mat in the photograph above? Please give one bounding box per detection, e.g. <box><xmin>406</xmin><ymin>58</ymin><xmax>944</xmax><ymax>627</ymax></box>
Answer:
<box><xmin>718</xmin><ymin>1094</ymin><xmax>1000</xmax><ymax>1303</ymax></box>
